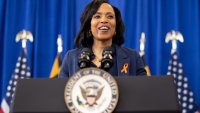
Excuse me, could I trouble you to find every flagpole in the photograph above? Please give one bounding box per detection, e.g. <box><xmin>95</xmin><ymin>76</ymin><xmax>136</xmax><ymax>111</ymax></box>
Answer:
<box><xmin>139</xmin><ymin>32</ymin><xmax>151</xmax><ymax>76</ymax></box>
<box><xmin>139</xmin><ymin>32</ymin><xmax>145</xmax><ymax>57</ymax></box>
<box><xmin>57</xmin><ymin>34</ymin><xmax>63</xmax><ymax>53</ymax></box>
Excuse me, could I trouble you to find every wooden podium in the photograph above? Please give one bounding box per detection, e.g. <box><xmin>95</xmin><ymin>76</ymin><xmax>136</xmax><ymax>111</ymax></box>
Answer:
<box><xmin>11</xmin><ymin>76</ymin><xmax>181</xmax><ymax>113</ymax></box>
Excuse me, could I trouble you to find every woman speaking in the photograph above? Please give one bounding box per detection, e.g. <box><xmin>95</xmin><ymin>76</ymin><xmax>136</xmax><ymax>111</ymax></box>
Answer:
<box><xmin>59</xmin><ymin>0</ymin><xmax>146</xmax><ymax>77</ymax></box>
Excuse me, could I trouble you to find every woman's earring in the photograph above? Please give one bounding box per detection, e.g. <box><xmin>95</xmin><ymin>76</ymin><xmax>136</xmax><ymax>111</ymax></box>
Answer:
<box><xmin>89</xmin><ymin>30</ymin><xmax>92</xmax><ymax>37</ymax></box>
<box><xmin>114</xmin><ymin>32</ymin><xmax>116</xmax><ymax>36</ymax></box>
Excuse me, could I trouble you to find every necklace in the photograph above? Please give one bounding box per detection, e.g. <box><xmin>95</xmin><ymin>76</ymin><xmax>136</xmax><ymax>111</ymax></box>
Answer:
<box><xmin>92</xmin><ymin>47</ymin><xmax>102</xmax><ymax>62</ymax></box>
<box><xmin>92</xmin><ymin>55</ymin><xmax>102</xmax><ymax>67</ymax></box>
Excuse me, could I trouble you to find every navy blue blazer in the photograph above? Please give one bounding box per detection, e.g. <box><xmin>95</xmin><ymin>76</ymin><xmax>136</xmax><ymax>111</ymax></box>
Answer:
<box><xmin>59</xmin><ymin>45</ymin><xmax>146</xmax><ymax>78</ymax></box>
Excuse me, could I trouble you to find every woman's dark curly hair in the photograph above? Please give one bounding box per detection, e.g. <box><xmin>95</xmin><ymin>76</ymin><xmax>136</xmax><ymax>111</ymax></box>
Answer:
<box><xmin>74</xmin><ymin>0</ymin><xmax>125</xmax><ymax>48</ymax></box>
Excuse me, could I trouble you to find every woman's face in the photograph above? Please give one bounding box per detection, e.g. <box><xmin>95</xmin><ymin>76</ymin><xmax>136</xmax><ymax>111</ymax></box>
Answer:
<box><xmin>91</xmin><ymin>3</ymin><xmax>116</xmax><ymax>42</ymax></box>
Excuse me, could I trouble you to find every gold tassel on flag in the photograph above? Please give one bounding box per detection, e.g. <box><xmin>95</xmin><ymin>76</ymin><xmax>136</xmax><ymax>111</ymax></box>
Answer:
<box><xmin>50</xmin><ymin>34</ymin><xmax>62</xmax><ymax>78</ymax></box>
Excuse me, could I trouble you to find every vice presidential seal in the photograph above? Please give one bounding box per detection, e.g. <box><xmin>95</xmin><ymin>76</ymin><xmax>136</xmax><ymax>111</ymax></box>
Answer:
<box><xmin>64</xmin><ymin>68</ymin><xmax>119</xmax><ymax>113</ymax></box>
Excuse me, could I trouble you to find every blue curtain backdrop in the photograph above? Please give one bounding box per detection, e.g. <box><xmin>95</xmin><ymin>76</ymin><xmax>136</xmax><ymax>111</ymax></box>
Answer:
<box><xmin>0</xmin><ymin>0</ymin><xmax>199</xmax><ymax>108</ymax></box>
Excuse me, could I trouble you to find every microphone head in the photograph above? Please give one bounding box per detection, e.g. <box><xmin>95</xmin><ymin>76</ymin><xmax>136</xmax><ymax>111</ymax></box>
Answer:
<box><xmin>78</xmin><ymin>48</ymin><xmax>92</xmax><ymax>69</ymax></box>
<box><xmin>102</xmin><ymin>46</ymin><xmax>114</xmax><ymax>56</ymax></box>
<box><xmin>101</xmin><ymin>46</ymin><xmax>114</xmax><ymax>70</ymax></box>
<box><xmin>81</xmin><ymin>48</ymin><xmax>92</xmax><ymax>55</ymax></box>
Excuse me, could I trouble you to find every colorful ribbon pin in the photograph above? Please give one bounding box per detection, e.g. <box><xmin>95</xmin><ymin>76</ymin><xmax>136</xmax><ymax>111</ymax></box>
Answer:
<box><xmin>121</xmin><ymin>63</ymin><xmax>128</xmax><ymax>74</ymax></box>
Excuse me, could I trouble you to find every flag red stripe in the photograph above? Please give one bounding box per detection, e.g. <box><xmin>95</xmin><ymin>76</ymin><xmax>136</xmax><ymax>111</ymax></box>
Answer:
<box><xmin>0</xmin><ymin>107</ymin><xmax>4</xmax><ymax>113</ymax></box>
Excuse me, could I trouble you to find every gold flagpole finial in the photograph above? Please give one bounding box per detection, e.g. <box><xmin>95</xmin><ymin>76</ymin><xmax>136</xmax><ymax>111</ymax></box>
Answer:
<box><xmin>165</xmin><ymin>30</ymin><xmax>184</xmax><ymax>54</ymax></box>
<box><xmin>139</xmin><ymin>32</ymin><xmax>146</xmax><ymax>56</ymax></box>
<box><xmin>57</xmin><ymin>34</ymin><xmax>63</xmax><ymax>53</ymax></box>
<box><xmin>16</xmin><ymin>29</ymin><xmax>33</xmax><ymax>49</ymax></box>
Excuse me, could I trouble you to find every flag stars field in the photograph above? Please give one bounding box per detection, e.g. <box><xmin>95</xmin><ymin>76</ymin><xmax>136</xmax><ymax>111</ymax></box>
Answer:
<box><xmin>167</xmin><ymin>52</ymin><xmax>198</xmax><ymax>112</ymax></box>
<box><xmin>1</xmin><ymin>49</ymin><xmax>31</xmax><ymax>113</ymax></box>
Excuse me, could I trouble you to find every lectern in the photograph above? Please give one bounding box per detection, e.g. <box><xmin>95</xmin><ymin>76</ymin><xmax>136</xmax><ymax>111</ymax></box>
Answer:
<box><xmin>11</xmin><ymin>75</ymin><xmax>181</xmax><ymax>113</ymax></box>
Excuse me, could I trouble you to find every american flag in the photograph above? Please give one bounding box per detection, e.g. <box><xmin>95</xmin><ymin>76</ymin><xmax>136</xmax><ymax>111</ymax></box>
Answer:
<box><xmin>0</xmin><ymin>49</ymin><xmax>31</xmax><ymax>113</ymax></box>
<box><xmin>167</xmin><ymin>52</ymin><xmax>199</xmax><ymax>113</ymax></box>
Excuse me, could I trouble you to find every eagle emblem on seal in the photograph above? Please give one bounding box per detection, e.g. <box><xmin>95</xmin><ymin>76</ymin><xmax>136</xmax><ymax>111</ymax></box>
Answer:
<box><xmin>78</xmin><ymin>80</ymin><xmax>104</xmax><ymax>107</ymax></box>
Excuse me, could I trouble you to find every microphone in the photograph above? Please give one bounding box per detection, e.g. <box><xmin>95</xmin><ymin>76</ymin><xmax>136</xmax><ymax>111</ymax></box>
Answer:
<box><xmin>78</xmin><ymin>48</ymin><xmax>92</xmax><ymax>69</ymax></box>
<box><xmin>101</xmin><ymin>46</ymin><xmax>114</xmax><ymax>70</ymax></box>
